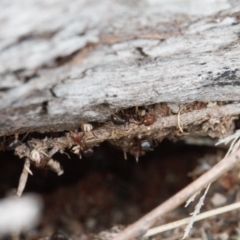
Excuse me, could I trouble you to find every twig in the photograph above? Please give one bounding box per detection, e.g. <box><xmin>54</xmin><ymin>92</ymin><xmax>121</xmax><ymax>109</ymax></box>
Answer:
<box><xmin>177</xmin><ymin>107</ymin><xmax>184</xmax><ymax>133</ymax></box>
<box><xmin>143</xmin><ymin>201</ymin><xmax>240</xmax><ymax>237</ymax></box>
<box><xmin>183</xmin><ymin>183</ymin><xmax>211</xmax><ymax>239</ymax></box>
<box><xmin>216</xmin><ymin>129</ymin><xmax>240</xmax><ymax>158</ymax></box>
<box><xmin>17</xmin><ymin>158</ymin><xmax>31</xmax><ymax>197</ymax></box>
<box><xmin>182</xmin><ymin>130</ymin><xmax>240</xmax><ymax>238</ymax></box>
<box><xmin>113</xmin><ymin>148</ymin><xmax>240</xmax><ymax>240</ymax></box>
<box><xmin>185</xmin><ymin>191</ymin><xmax>200</xmax><ymax>207</ymax></box>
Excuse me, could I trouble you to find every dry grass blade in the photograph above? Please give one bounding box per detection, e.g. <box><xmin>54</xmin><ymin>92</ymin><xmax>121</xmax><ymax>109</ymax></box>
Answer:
<box><xmin>183</xmin><ymin>184</ymin><xmax>210</xmax><ymax>239</ymax></box>
<box><xmin>216</xmin><ymin>130</ymin><xmax>240</xmax><ymax>157</ymax></box>
<box><xmin>17</xmin><ymin>158</ymin><xmax>31</xmax><ymax>197</ymax></box>
<box><xmin>113</xmin><ymin>148</ymin><xmax>240</xmax><ymax>240</ymax></box>
<box><xmin>185</xmin><ymin>191</ymin><xmax>200</xmax><ymax>207</ymax></box>
<box><xmin>143</xmin><ymin>201</ymin><xmax>240</xmax><ymax>238</ymax></box>
<box><xmin>182</xmin><ymin>129</ymin><xmax>240</xmax><ymax>238</ymax></box>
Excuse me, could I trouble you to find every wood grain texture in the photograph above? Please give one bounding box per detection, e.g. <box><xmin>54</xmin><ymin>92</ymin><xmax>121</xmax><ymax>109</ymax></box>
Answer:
<box><xmin>0</xmin><ymin>0</ymin><xmax>240</xmax><ymax>136</ymax></box>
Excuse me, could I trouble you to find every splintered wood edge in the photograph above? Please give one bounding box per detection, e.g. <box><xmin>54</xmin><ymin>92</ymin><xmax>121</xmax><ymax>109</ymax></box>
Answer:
<box><xmin>8</xmin><ymin>102</ymin><xmax>240</xmax><ymax>155</ymax></box>
<box><xmin>79</xmin><ymin>102</ymin><xmax>240</xmax><ymax>145</ymax></box>
<box><xmin>11</xmin><ymin>101</ymin><xmax>239</xmax><ymax>198</ymax></box>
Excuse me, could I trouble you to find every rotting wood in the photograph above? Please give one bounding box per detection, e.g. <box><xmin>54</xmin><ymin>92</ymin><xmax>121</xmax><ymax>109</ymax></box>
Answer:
<box><xmin>11</xmin><ymin>101</ymin><xmax>240</xmax><ymax>159</ymax></box>
<box><xmin>1</xmin><ymin>1</ymin><xmax>240</xmax><ymax>137</ymax></box>
<box><xmin>0</xmin><ymin>101</ymin><xmax>239</xmax><ymax>157</ymax></box>
<box><xmin>0</xmin><ymin>100</ymin><xmax>236</xmax><ymax>197</ymax></box>
<box><xmin>11</xmin><ymin>101</ymin><xmax>237</xmax><ymax>195</ymax></box>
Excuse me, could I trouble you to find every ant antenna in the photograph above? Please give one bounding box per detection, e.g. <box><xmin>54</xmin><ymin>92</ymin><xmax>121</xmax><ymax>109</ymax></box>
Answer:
<box><xmin>21</xmin><ymin>127</ymin><xmax>37</xmax><ymax>142</ymax></box>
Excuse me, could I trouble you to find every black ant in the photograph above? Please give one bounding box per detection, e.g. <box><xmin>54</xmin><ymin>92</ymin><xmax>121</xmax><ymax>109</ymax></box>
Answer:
<box><xmin>111</xmin><ymin>106</ymin><xmax>157</xmax><ymax>127</ymax></box>
<box><xmin>111</xmin><ymin>114</ymin><xmax>126</xmax><ymax>125</ymax></box>
<box><xmin>110</xmin><ymin>108</ymin><xmax>133</xmax><ymax>126</ymax></box>
<box><xmin>128</xmin><ymin>137</ymin><xmax>154</xmax><ymax>162</ymax></box>
<box><xmin>0</xmin><ymin>133</ymin><xmax>21</xmax><ymax>151</ymax></box>
<box><xmin>0</xmin><ymin>129</ymin><xmax>35</xmax><ymax>152</ymax></box>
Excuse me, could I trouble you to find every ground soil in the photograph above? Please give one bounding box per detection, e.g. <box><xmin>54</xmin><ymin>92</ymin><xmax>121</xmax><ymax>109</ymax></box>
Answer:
<box><xmin>0</xmin><ymin>139</ymin><xmax>239</xmax><ymax>240</ymax></box>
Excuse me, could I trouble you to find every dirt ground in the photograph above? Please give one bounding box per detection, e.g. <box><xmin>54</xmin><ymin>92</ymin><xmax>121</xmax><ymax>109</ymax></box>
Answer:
<box><xmin>0</xmin><ymin>139</ymin><xmax>240</xmax><ymax>240</ymax></box>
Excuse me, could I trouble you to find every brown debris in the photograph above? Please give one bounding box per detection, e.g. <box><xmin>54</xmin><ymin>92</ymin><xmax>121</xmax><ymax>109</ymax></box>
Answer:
<box><xmin>7</xmin><ymin>101</ymin><xmax>238</xmax><ymax>196</ymax></box>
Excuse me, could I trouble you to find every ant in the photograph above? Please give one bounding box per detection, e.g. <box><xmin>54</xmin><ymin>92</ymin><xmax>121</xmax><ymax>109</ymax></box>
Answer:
<box><xmin>134</xmin><ymin>105</ymin><xmax>157</xmax><ymax>126</ymax></box>
<box><xmin>128</xmin><ymin>137</ymin><xmax>154</xmax><ymax>162</ymax></box>
<box><xmin>69</xmin><ymin>131</ymin><xmax>94</xmax><ymax>158</ymax></box>
<box><xmin>0</xmin><ymin>133</ymin><xmax>21</xmax><ymax>151</ymax></box>
<box><xmin>0</xmin><ymin>129</ymin><xmax>36</xmax><ymax>152</ymax></box>
<box><xmin>110</xmin><ymin>108</ymin><xmax>135</xmax><ymax>126</ymax></box>
<box><xmin>111</xmin><ymin>106</ymin><xmax>157</xmax><ymax>127</ymax></box>
<box><xmin>111</xmin><ymin>114</ymin><xmax>126</xmax><ymax>125</ymax></box>
<box><xmin>137</xmin><ymin>113</ymin><xmax>156</xmax><ymax>126</ymax></box>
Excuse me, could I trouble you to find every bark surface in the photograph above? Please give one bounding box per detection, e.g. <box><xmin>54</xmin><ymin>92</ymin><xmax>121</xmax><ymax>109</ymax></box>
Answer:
<box><xmin>1</xmin><ymin>0</ymin><xmax>240</xmax><ymax>137</ymax></box>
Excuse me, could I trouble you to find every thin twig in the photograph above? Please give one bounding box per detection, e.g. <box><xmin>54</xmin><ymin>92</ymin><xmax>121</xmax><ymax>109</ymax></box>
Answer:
<box><xmin>177</xmin><ymin>107</ymin><xmax>184</xmax><ymax>133</ymax></box>
<box><xmin>182</xmin><ymin>130</ymin><xmax>240</xmax><ymax>238</ymax></box>
<box><xmin>216</xmin><ymin>129</ymin><xmax>240</xmax><ymax>158</ymax></box>
<box><xmin>185</xmin><ymin>191</ymin><xmax>200</xmax><ymax>207</ymax></box>
<box><xmin>17</xmin><ymin>158</ymin><xmax>31</xmax><ymax>197</ymax></box>
<box><xmin>183</xmin><ymin>183</ymin><xmax>211</xmax><ymax>239</ymax></box>
<box><xmin>143</xmin><ymin>201</ymin><xmax>240</xmax><ymax>237</ymax></box>
<box><xmin>113</xmin><ymin>148</ymin><xmax>240</xmax><ymax>240</ymax></box>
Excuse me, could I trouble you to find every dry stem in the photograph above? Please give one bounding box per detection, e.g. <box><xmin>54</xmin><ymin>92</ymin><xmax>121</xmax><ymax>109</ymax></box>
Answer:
<box><xmin>143</xmin><ymin>201</ymin><xmax>240</xmax><ymax>237</ymax></box>
<box><xmin>113</xmin><ymin>148</ymin><xmax>240</xmax><ymax>240</ymax></box>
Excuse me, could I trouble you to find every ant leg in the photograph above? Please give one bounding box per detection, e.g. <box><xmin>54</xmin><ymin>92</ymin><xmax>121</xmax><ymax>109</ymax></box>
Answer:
<box><xmin>123</xmin><ymin>150</ymin><xmax>127</xmax><ymax>160</ymax></box>
<box><xmin>135</xmin><ymin>153</ymin><xmax>139</xmax><ymax>163</ymax></box>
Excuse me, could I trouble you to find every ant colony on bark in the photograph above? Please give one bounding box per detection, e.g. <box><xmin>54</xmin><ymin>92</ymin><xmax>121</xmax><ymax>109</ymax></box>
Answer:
<box><xmin>1</xmin><ymin>104</ymin><xmax>159</xmax><ymax>196</ymax></box>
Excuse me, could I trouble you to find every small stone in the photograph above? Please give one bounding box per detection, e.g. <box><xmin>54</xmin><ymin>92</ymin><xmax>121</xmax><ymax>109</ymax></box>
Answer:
<box><xmin>211</xmin><ymin>193</ymin><xmax>227</xmax><ymax>207</ymax></box>
<box><xmin>166</xmin><ymin>103</ymin><xmax>179</xmax><ymax>113</ymax></box>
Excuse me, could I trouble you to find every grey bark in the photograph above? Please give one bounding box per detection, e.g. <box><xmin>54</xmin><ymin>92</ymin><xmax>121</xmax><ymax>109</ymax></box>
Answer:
<box><xmin>1</xmin><ymin>0</ymin><xmax>240</xmax><ymax>137</ymax></box>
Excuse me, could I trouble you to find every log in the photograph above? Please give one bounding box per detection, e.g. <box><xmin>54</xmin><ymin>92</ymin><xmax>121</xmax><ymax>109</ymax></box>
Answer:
<box><xmin>1</xmin><ymin>0</ymin><xmax>240</xmax><ymax>138</ymax></box>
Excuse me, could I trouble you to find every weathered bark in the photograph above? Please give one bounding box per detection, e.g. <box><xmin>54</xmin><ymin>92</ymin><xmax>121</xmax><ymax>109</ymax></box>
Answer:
<box><xmin>1</xmin><ymin>0</ymin><xmax>240</xmax><ymax>137</ymax></box>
